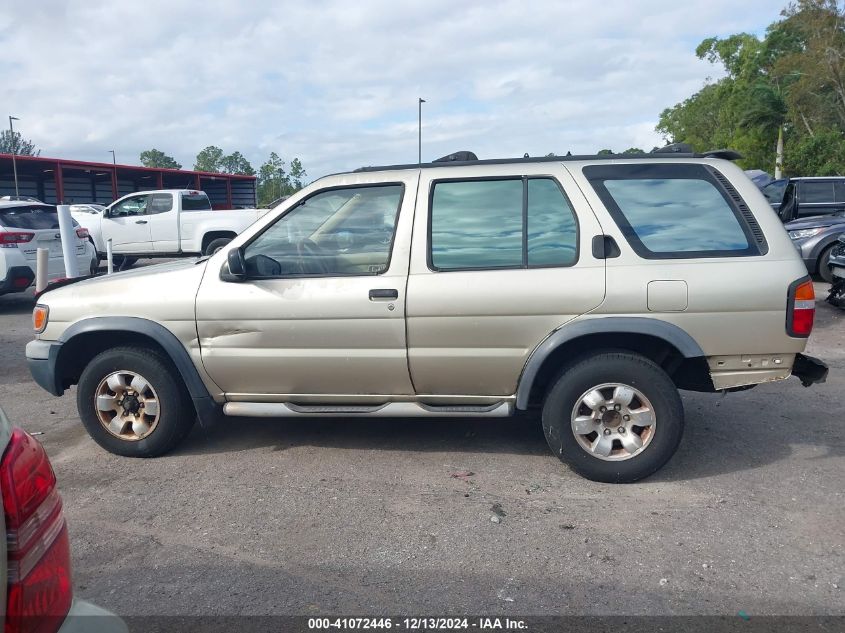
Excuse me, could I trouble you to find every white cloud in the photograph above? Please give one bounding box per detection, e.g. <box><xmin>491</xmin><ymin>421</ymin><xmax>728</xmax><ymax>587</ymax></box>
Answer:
<box><xmin>1</xmin><ymin>0</ymin><xmax>781</xmax><ymax>179</ymax></box>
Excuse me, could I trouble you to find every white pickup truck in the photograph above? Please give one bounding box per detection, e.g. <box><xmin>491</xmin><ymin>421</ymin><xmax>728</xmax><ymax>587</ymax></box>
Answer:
<box><xmin>71</xmin><ymin>189</ymin><xmax>268</xmax><ymax>261</ymax></box>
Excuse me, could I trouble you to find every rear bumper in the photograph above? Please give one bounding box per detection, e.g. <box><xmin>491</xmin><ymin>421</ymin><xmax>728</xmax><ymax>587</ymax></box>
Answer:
<box><xmin>0</xmin><ymin>265</ymin><xmax>35</xmax><ymax>294</ymax></box>
<box><xmin>792</xmin><ymin>353</ymin><xmax>829</xmax><ymax>387</ymax></box>
<box><xmin>26</xmin><ymin>339</ymin><xmax>64</xmax><ymax>396</ymax></box>
<box><xmin>57</xmin><ymin>599</ymin><xmax>127</xmax><ymax>633</ymax></box>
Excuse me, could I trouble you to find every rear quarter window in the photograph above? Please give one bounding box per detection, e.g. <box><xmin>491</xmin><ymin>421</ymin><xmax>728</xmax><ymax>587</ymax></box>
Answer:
<box><xmin>584</xmin><ymin>163</ymin><xmax>764</xmax><ymax>259</ymax></box>
<box><xmin>0</xmin><ymin>205</ymin><xmax>60</xmax><ymax>229</ymax></box>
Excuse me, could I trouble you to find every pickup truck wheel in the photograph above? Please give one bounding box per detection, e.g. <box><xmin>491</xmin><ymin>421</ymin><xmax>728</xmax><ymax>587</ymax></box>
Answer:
<box><xmin>77</xmin><ymin>346</ymin><xmax>195</xmax><ymax>457</ymax></box>
<box><xmin>205</xmin><ymin>238</ymin><xmax>232</xmax><ymax>255</ymax></box>
<box><xmin>541</xmin><ymin>352</ymin><xmax>684</xmax><ymax>483</ymax></box>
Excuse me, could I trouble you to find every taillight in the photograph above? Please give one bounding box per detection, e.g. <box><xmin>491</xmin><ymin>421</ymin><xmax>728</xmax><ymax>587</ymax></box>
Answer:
<box><xmin>787</xmin><ymin>278</ymin><xmax>815</xmax><ymax>337</ymax></box>
<box><xmin>74</xmin><ymin>228</ymin><xmax>88</xmax><ymax>239</ymax></box>
<box><xmin>1</xmin><ymin>429</ymin><xmax>72</xmax><ymax>633</ymax></box>
<box><xmin>0</xmin><ymin>233</ymin><xmax>34</xmax><ymax>249</ymax></box>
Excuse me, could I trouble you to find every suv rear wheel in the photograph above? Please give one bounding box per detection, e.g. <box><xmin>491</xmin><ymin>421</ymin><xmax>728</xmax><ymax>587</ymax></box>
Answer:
<box><xmin>77</xmin><ymin>346</ymin><xmax>195</xmax><ymax>457</ymax></box>
<box><xmin>541</xmin><ymin>352</ymin><xmax>684</xmax><ymax>483</ymax></box>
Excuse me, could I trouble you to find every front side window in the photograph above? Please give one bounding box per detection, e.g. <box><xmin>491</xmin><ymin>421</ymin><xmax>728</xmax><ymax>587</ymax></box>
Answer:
<box><xmin>111</xmin><ymin>195</ymin><xmax>148</xmax><ymax>217</ymax></box>
<box><xmin>243</xmin><ymin>184</ymin><xmax>403</xmax><ymax>277</ymax></box>
<box><xmin>586</xmin><ymin>164</ymin><xmax>758</xmax><ymax>258</ymax></box>
<box><xmin>430</xmin><ymin>177</ymin><xmax>578</xmax><ymax>271</ymax></box>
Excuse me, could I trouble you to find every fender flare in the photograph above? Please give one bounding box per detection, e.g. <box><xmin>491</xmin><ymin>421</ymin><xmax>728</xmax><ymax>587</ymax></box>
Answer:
<box><xmin>515</xmin><ymin>317</ymin><xmax>705</xmax><ymax>410</ymax></box>
<box><xmin>56</xmin><ymin>317</ymin><xmax>220</xmax><ymax>423</ymax></box>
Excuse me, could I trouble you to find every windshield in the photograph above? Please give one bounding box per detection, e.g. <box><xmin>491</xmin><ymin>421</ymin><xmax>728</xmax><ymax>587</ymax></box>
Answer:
<box><xmin>0</xmin><ymin>205</ymin><xmax>61</xmax><ymax>229</ymax></box>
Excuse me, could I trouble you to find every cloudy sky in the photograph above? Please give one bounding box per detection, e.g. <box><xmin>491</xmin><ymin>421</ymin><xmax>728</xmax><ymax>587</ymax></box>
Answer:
<box><xmin>1</xmin><ymin>0</ymin><xmax>781</xmax><ymax>180</ymax></box>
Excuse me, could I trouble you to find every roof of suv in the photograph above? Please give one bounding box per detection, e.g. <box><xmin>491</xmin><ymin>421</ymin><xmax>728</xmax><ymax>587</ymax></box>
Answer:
<box><xmin>351</xmin><ymin>148</ymin><xmax>741</xmax><ymax>174</ymax></box>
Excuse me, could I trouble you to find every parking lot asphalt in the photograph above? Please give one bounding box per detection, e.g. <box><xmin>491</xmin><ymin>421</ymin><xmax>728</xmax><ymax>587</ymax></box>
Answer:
<box><xmin>0</xmin><ymin>264</ymin><xmax>842</xmax><ymax>617</ymax></box>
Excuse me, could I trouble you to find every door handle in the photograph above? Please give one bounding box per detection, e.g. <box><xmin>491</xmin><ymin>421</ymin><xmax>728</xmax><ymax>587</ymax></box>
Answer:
<box><xmin>369</xmin><ymin>288</ymin><xmax>398</xmax><ymax>300</ymax></box>
<box><xmin>135</xmin><ymin>220</ymin><xmax>148</xmax><ymax>224</ymax></box>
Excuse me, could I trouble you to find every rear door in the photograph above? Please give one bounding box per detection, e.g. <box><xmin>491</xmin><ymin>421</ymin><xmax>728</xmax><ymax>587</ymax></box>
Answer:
<box><xmin>102</xmin><ymin>194</ymin><xmax>152</xmax><ymax>253</ymax></box>
<box><xmin>146</xmin><ymin>193</ymin><xmax>179</xmax><ymax>252</ymax></box>
<box><xmin>405</xmin><ymin>164</ymin><xmax>605</xmax><ymax>398</ymax></box>
<box><xmin>798</xmin><ymin>180</ymin><xmax>837</xmax><ymax>217</ymax></box>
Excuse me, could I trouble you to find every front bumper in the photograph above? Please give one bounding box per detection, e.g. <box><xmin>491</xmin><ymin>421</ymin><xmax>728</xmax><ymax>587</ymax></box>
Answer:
<box><xmin>26</xmin><ymin>339</ymin><xmax>64</xmax><ymax>396</ymax></box>
<box><xmin>57</xmin><ymin>599</ymin><xmax>127</xmax><ymax>633</ymax></box>
<box><xmin>791</xmin><ymin>353</ymin><xmax>829</xmax><ymax>387</ymax></box>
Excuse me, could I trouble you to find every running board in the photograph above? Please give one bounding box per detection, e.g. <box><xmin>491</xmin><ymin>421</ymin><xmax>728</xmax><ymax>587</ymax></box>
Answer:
<box><xmin>223</xmin><ymin>401</ymin><xmax>513</xmax><ymax>418</ymax></box>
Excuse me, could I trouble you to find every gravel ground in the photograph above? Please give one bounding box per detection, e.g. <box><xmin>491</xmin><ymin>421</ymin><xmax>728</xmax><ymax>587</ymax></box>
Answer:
<box><xmin>0</xmin><ymin>268</ymin><xmax>842</xmax><ymax>617</ymax></box>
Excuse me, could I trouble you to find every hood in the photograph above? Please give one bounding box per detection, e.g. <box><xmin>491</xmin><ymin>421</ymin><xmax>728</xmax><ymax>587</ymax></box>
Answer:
<box><xmin>38</xmin><ymin>257</ymin><xmax>210</xmax><ymax>329</ymax></box>
<box><xmin>785</xmin><ymin>214</ymin><xmax>845</xmax><ymax>230</ymax></box>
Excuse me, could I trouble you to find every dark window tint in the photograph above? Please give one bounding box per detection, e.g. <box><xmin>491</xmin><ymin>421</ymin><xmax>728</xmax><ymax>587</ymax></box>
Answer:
<box><xmin>762</xmin><ymin>180</ymin><xmax>787</xmax><ymax>204</ymax></box>
<box><xmin>181</xmin><ymin>193</ymin><xmax>212</xmax><ymax>211</ymax></box>
<box><xmin>835</xmin><ymin>181</ymin><xmax>845</xmax><ymax>203</ymax></box>
<box><xmin>527</xmin><ymin>179</ymin><xmax>577</xmax><ymax>266</ymax></box>
<box><xmin>0</xmin><ymin>205</ymin><xmax>59</xmax><ymax>229</ymax></box>
<box><xmin>149</xmin><ymin>194</ymin><xmax>173</xmax><ymax>214</ymax></box>
<box><xmin>802</xmin><ymin>181</ymin><xmax>835</xmax><ymax>204</ymax></box>
<box><xmin>431</xmin><ymin>180</ymin><xmax>523</xmax><ymax>269</ymax></box>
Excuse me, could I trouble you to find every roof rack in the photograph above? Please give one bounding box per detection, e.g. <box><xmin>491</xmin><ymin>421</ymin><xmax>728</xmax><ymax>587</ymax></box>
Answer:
<box><xmin>353</xmin><ymin>146</ymin><xmax>743</xmax><ymax>173</ymax></box>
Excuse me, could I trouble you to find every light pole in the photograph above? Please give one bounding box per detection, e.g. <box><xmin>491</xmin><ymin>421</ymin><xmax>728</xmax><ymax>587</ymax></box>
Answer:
<box><xmin>418</xmin><ymin>98</ymin><xmax>425</xmax><ymax>165</ymax></box>
<box><xmin>8</xmin><ymin>116</ymin><xmax>20</xmax><ymax>197</ymax></box>
<box><xmin>109</xmin><ymin>150</ymin><xmax>116</xmax><ymax>165</ymax></box>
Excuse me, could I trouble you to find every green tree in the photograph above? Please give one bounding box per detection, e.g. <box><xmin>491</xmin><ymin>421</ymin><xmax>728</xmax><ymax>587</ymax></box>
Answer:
<box><xmin>194</xmin><ymin>145</ymin><xmax>225</xmax><ymax>172</ymax></box>
<box><xmin>621</xmin><ymin>147</ymin><xmax>645</xmax><ymax>154</ymax></box>
<box><xmin>0</xmin><ymin>130</ymin><xmax>40</xmax><ymax>156</ymax></box>
<box><xmin>256</xmin><ymin>153</ymin><xmax>307</xmax><ymax>206</ymax></box>
<box><xmin>139</xmin><ymin>148</ymin><xmax>182</xmax><ymax>169</ymax></box>
<box><xmin>219</xmin><ymin>151</ymin><xmax>255</xmax><ymax>176</ymax></box>
<box><xmin>597</xmin><ymin>149</ymin><xmax>614</xmax><ymax>155</ymax></box>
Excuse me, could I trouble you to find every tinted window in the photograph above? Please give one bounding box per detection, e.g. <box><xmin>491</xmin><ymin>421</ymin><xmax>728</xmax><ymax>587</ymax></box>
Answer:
<box><xmin>601</xmin><ymin>178</ymin><xmax>749</xmax><ymax>253</ymax></box>
<box><xmin>762</xmin><ymin>180</ymin><xmax>787</xmax><ymax>204</ymax></box>
<box><xmin>149</xmin><ymin>194</ymin><xmax>173</xmax><ymax>214</ymax></box>
<box><xmin>527</xmin><ymin>179</ymin><xmax>578</xmax><ymax>266</ymax></box>
<box><xmin>431</xmin><ymin>180</ymin><xmax>523</xmax><ymax>270</ymax></box>
<box><xmin>836</xmin><ymin>181</ymin><xmax>845</xmax><ymax>203</ymax></box>
<box><xmin>182</xmin><ymin>193</ymin><xmax>212</xmax><ymax>211</ymax></box>
<box><xmin>802</xmin><ymin>181</ymin><xmax>835</xmax><ymax>204</ymax></box>
<box><xmin>0</xmin><ymin>205</ymin><xmax>59</xmax><ymax>229</ymax></box>
<box><xmin>244</xmin><ymin>185</ymin><xmax>403</xmax><ymax>277</ymax></box>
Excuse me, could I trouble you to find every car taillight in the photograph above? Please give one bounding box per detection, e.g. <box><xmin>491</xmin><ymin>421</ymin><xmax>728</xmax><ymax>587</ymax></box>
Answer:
<box><xmin>1</xmin><ymin>429</ymin><xmax>72</xmax><ymax>633</ymax></box>
<box><xmin>74</xmin><ymin>228</ymin><xmax>89</xmax><ymax>240</ymax></box>
<box><xmin>787</xmin><ymin>278</ymin><xmax>815</xmax><ymax>338</ymax></box>
<box><xmin>0</xmin><ymin>233</ymin><xmax>34</xmax><ymax>249</ymax></box>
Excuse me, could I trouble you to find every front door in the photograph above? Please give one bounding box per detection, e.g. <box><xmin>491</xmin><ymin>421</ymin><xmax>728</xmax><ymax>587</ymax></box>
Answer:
<box><xmin>102</xmin><ymin>194</ymin><xmax>152</xmax><ymax>252</ymax></box>
<box><xmin>195</xmin><ymin>173</ymin><xmax>418</xmax><ymax>402</ymax></box>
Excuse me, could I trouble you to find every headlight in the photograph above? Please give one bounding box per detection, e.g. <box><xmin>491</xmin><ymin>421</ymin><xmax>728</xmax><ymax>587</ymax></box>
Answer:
<box><xmin>788</xmin><ymin>228</ymin><xmax>822</xmax><ymax>240</ymax></box>
<box><xmin>33</xmin><ymin>304</ymin><xmax>49</xmax><ymax>333</ymax></box>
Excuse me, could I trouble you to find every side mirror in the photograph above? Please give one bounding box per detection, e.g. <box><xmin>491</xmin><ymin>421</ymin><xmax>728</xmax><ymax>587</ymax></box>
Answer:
<box><xmin>224</xmin><ymin>247</ymin><xmax>247</xmax><ymax>281</ymax></box>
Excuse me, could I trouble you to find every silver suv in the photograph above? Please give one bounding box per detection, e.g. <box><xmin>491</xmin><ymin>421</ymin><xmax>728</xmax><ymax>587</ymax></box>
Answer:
<box><xmin>25</xmin><ymin>151</ymin><xmax>828</xmax><ymax>482</ymax></box>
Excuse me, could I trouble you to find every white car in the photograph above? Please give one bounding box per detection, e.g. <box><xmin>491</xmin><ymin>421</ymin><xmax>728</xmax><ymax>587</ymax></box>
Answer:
<box><xmin>0</xmin><ymin>200</ymin><xmax>98</xmax><ymax>296</ymax></box>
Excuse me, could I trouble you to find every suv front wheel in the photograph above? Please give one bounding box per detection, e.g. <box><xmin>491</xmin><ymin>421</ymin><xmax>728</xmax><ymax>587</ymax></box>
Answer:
<box><xmin>77</xmin><ymin>346</ymin><xmax>196</xmax><ymax>457</ymax></box>
<box><xmin>542</xmin><ymin>352</ymin><xmax>684</xmax><ymax>483</ymax></box>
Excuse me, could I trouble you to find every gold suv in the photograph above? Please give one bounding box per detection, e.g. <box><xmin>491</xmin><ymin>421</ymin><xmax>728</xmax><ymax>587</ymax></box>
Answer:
<box><xmin>26</xmin><ymin>151</ymin><xmax>828</xmax><ymax>482</ymax></box>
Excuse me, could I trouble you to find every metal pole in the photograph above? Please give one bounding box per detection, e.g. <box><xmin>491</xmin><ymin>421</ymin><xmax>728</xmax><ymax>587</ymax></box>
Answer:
<box><xmin>110</xmin><ymin>150</ymin><xmax>116</xmax><ymax>165</ymax></box>
<box><xmin>35</xmin><ymin>248</ymin><xmax>49</xmax><ymax>293</ymax></box>
<box><xmin>56</xmin><ymin>204</ymin><xmax>80</xmax><ymax>278</ymax></box>
<box><xmin>418</xmin><ymin>98</ymin><xmax>425</xmax><ymax>165</ymax></box>
<box><xmin>9</xmin><ymin>116</ymin><xmax>20</xmax><ymax>197</ymax></box>
<box><xmin>106</xmin><ymin>239</ymin><xmax>114</xmax><ymax>275</ymax></box>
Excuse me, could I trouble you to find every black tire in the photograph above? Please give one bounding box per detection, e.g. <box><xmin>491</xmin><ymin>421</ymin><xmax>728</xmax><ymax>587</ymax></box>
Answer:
<box><xmin>205</xmin><ymin>237</ymin><xmax>232</xmax><ymax>255</ymax></box>
<box><xmin>77</xmin><ymin>346</ymin><xmax>195</xmax><ymax>457</ymax></box>
<box><xmin>818</xmin><ymin>246</ymin><xmax>834</xmax><ymax>283</ymax></box>
<box><xmin>541</xmin><ymin>352</ymin><xmax>684</xmax><ymax>483</ymax></box>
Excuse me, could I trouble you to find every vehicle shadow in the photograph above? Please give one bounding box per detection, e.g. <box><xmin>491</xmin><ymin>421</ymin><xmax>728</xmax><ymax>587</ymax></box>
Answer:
<box><xmin>174</xmin><ymin>385</ymin><xmax>843</xmax><ymax>482</ymax></box>
<box><xmin>0</xmin><ymin>291</ymin><xmax>35</xmax><ymax>315</ymax></box>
